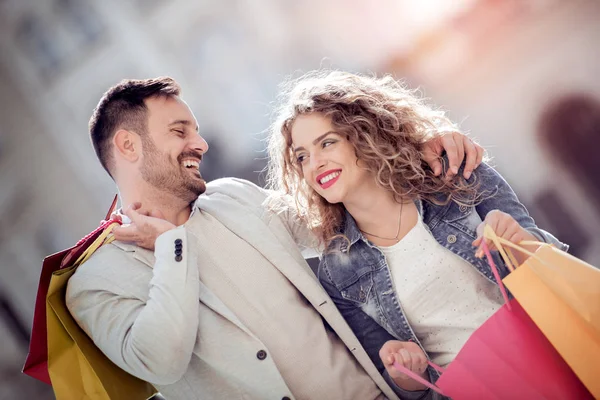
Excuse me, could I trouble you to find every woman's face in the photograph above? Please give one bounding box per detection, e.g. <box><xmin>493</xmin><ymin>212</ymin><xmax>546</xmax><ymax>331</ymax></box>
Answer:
<box><xmin>290</xmin><ymin>112</ymin><xmax>373</xmax><ymax>205</ymax></box>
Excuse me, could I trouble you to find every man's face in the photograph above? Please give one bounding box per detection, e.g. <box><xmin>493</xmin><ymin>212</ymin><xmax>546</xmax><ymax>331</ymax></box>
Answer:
<box><xmin>139</xmin><ymin>95</ymin><xmax>209</xmax><ymax>203</ymax></box>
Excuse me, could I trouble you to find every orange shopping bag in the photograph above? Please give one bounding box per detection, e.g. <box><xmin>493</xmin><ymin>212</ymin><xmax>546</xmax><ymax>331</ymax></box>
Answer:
<box><xmin>483</xmin><ymin>225</ymin><xmax>600</xmax><ymax>398</ymax></box>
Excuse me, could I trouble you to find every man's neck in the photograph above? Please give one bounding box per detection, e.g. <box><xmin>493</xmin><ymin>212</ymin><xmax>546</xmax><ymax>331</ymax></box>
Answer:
<box><xmin>119</xmin><ymin>184</ymin><xmax>194</xmax><ymax>226</ymax></box>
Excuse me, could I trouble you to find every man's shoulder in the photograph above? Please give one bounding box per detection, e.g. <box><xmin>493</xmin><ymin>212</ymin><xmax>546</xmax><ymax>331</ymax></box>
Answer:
<box><xmin>65</xmin><ymin>242</ymin><xmax>152</xmax><ymax>325</ymax></box>
<box><xmin>203</xmin><ymin>177</ymin><xmax>271</xmax><ymax>207</ymax></box>
<box><xmin>67</xmin><ymin>242</ymin><xmax>150</xmax><ymax>294</ymax></box>
<box><xmin>205</xmin><ymin>177</ymin><xmax>263</xmax><ymax>194</ymax></box>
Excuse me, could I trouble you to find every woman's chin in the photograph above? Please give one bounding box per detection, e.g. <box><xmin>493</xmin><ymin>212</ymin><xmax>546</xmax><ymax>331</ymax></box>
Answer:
<box><xmin>323</xmin><ymin>194</ymin><xmax>344</xmax><ymax>205</ymax></box>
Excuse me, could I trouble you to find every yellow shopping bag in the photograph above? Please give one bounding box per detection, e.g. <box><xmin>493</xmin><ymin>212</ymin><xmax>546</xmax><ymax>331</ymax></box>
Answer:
<box><xmin>483</xmin><ymin>225</ymin><xmax>600</xmax><ymax>398</ymax></box>
<box><xmin>46</xmin><ymin>222</ymin><xmax>157</xmax><ymax>400</ymax></box>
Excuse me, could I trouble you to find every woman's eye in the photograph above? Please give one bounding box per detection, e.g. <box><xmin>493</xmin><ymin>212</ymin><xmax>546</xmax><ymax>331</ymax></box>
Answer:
<box><xmin>322</xmin><ymin>139</ymin><xmax>336</xmax><ymax>148</ymax></box>
<box><xmin>296</xmin><ymin>154</ymin><xmax>307</xmax><ymax>164</ymax></box>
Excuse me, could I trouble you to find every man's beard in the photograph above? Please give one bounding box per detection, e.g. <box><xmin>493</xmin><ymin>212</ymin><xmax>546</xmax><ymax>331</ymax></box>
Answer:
<box><xmin>139</xmin><ymin>137</ymin><xmax>206</xmax><ymax>203</ymax></box>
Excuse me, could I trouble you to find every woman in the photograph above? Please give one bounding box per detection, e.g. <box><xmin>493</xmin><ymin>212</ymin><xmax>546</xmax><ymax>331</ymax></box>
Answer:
<box><xmin>266</xmin><ymin>70</ymin><xmax>567</xmax><ymax>399</ymax></box>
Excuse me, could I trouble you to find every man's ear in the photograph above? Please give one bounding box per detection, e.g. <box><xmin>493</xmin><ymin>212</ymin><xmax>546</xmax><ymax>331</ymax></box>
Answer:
<box><xmin>113</xmin><ymin>129</ymin><xmax>140</xmax><ymax>162</ymax></box>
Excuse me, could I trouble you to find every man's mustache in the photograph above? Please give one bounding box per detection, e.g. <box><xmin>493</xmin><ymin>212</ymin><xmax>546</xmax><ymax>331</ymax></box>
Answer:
<box><xmin>178</xmin><ymin>152</ymin><xmax>203</xmax><ymax>163</ymax></box>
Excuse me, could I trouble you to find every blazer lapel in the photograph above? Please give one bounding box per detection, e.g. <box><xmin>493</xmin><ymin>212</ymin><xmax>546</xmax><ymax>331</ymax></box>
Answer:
<box><xmin>198</xmin><ymin>195</ymin><xmax>396</xmax><ymax>396</ymax></box>
<box><xmin>196</xmin><ymin>194</ymin><xmax>331</xmax><ymax>307</ymax></box>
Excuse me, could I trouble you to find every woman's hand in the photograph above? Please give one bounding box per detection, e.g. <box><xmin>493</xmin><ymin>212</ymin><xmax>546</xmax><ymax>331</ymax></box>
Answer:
<box><xmin>473</xmin><ymin>210</ymin><xmax>539</xmax><ymax>263</ymax></box>
<box><xmin>112</xmin><ymin>203</ymin><xmax>176</xmax><ymax>250</ymax></box>
<box><xmin>379</xmin><ymin>340</ymin><xmax>429</xmax><ymax>391</ymax></box>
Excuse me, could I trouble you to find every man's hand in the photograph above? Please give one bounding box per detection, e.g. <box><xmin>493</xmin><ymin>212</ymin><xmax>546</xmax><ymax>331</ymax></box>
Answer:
<box><xmin>112</xmin><ymin>202</ymin><xmax>176</xmax><ymax>250</ymax></box>
<box><xmin>472</xmin><ymin>210</ymin><xmax>539</xmax><ymax>263</ymax></box>
<box><xmin>379</xmin><ymin>340</ymin><xmax>429</xmax><ymax>391</ymax></box>
<box><xmin>422</xmin><ymin>131</ymin><xmax>484</xmax><ymax>180</ymax></box>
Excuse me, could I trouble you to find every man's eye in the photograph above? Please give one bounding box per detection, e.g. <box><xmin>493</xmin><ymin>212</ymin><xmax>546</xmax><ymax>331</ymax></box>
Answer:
<box><xmin>174</xmin><ymin>129</ymin><xmax>185</xmax><ymax>135</ymax></box>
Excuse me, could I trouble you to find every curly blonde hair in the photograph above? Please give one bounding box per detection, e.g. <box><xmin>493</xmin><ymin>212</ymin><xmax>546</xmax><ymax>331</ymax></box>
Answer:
<box><xmin>267</xmin><ymin>70</ymin><xmax>478</xmax><ymax>246</ymax></box>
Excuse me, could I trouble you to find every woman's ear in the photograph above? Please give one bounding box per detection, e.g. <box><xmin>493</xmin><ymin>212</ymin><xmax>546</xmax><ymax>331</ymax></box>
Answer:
<box><xmin>113</xmin><ymin>129</ymin><xmax>140</xmax><ymax>162</ymax></box>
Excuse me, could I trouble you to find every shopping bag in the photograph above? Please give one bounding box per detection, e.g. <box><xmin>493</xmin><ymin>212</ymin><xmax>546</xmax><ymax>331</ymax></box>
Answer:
<box><xmin>23</xmin><ymin>196</ymin><xmax>118</xmax><ymax>383</ymax></box>
<box><xmin>392</xmin><ymin>241</ymin><xmax>593</xmax><ymax>400</ymax></box>
<box><xmin>46</xmin><ymin>222</ymin><xmax>157</xmax><ymax>400</ymax></box>
<box><xmin>483</xmin><ymin>226</ymin><xmax>600</xmax><ymax>398</ymax></box>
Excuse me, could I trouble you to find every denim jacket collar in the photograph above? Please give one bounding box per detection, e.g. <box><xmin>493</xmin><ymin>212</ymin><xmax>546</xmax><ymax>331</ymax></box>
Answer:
<box><xmin>340</xmin><ymin>210</ymin><xmax>362</xmax><ymax>248</ymax></box>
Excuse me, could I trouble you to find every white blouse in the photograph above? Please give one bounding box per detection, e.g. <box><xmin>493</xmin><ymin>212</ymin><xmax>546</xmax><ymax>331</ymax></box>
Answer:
<box><xmin>378</xmin><ymin>215</ymin><xmax>504</xmax><ymax>367</ymax></box>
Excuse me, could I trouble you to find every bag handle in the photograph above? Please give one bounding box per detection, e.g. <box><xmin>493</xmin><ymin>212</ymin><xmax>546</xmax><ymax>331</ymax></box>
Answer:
<box><xmin>105</xmin><ymin>194</ymin><xmax>118</xmax><ymax>220</ymax></box>
<box><xmin>73</xmin><ymin>195</ymin><xmax>119</xmax><ymax>248</ymax></box>
<box><xmin>481</xmin><ymin>240</ymin><xmax>513</xmax><ymax>310</ymax></box>
<box><xmin>483</xmin><ymin>225</ymin><xmax>594</xmax><ymax>315</ymax></box>
<box><xmin>74</xmin><ymin>221</ymin><xmax>120</xmax><ymax>266</ymax></box>
<box><xmin>391</xmin><ymin>238</ymin><xmax>514</xmax><ymax>393</ymax></box>
<box><xmin>481</xmin><ymin>225</ymin><xmax>589</xmax><ymax>286</ymax></box>
<box><xmin>392</xmin><ymin>240</ymin><xmax>512</xmax><ymax>393</ymax></box>
<box><xmin>392</xmin><ymin>361</ymin><xmax>446</xmax><ymax>396</ymax></box>
<box><xmin>482</xmin><ymin>225</ymin><xmax>544</xmax><ymax>272</ymax></box>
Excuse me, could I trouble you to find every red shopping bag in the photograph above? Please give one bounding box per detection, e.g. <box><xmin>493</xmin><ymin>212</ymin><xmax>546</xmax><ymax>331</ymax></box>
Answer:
<box><xmin>22</xmin><ymin>196</ymin><xmax>118</xmax><ymax>384</ymax></box>
<box><xmin>393</xmin><ymin>242</ymin><xmax>593</xmax><ymax>400</ymax></box>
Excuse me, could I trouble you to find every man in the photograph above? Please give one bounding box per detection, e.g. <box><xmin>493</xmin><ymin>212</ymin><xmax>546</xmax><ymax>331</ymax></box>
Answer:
<box><xmin>66</xmin><ymin>77</ymin><xmax>483</xmax><ymax>400</ymax></box>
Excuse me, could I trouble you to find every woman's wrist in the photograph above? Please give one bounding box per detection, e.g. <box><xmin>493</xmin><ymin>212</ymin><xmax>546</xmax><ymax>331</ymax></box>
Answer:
<box><xmin>392</xmin><ymin>370</ymin><xmax>429</xmax><ymax>391</ymax></box>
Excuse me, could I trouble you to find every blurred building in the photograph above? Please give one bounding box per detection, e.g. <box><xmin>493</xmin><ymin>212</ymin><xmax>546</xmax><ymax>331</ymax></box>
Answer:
<box><xmin>383</xmin><ymin>0</ymin><xmax>600</xmax><ymax>261</ymax></box>
<box><xmin>0</xmin><ymin>0</ymin><xmax>598</xmax><ymax>398</ymax></box>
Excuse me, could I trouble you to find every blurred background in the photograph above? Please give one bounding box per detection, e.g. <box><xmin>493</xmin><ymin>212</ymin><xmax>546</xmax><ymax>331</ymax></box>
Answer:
<box><xmin>0</xmin><ymin>0</ymin><xmax>599</xmax><ymax>398</ymax></box>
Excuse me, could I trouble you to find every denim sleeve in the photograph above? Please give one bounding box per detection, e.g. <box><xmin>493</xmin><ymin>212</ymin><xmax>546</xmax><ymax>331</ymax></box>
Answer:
<box><xmin>319</xmin><ymin>265</ymin><xmax>432</xmax><ymax>400</ymax></box>
<box><xmin>382</xmin><ymin>370</ymin><xmax>442</xmax><ymax>400</ymax></box>
<box><xmin>473</xmin><ymin>162</ymin><xmax>568</xmax><ymax>251</ymax></box>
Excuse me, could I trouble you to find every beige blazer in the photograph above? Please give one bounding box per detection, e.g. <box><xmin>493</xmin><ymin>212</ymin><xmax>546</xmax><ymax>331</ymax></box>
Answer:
<box><xmin>66</xmin><ymin>178</ymin><xmax>399</xmax><ymax>400</ymax></box>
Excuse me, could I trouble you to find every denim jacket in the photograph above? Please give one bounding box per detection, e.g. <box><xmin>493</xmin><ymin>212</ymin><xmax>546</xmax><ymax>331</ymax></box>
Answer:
<box><xmin>317</xmin><ymin>163</ymin><xmax>567</xmax><ymax>400</ymax></box>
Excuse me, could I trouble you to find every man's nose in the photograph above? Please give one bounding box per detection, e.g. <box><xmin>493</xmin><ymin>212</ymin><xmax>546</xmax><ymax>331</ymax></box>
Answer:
<box><xmin>191</xmin><ymin>134</ymin><xmax>209</xmax><ymax>154</ymax></box>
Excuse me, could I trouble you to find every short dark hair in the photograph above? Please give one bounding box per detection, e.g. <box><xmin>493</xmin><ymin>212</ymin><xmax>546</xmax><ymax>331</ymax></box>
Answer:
<box><xmin>89</xmin><ymin>76</ymin><xmax>181</xmax><ymax>177</ymax></box>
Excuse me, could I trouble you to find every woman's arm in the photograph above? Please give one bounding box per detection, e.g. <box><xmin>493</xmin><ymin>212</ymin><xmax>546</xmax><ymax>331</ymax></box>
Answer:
<box><xmin>471</xmin><ymin>162</ymin><xmax>568</xmax><ymax>256</ymax></box>
<box><xmin>319</xmin><ymin>265</ymin><xmax>435</xmax><ymax>400</ymax></box>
